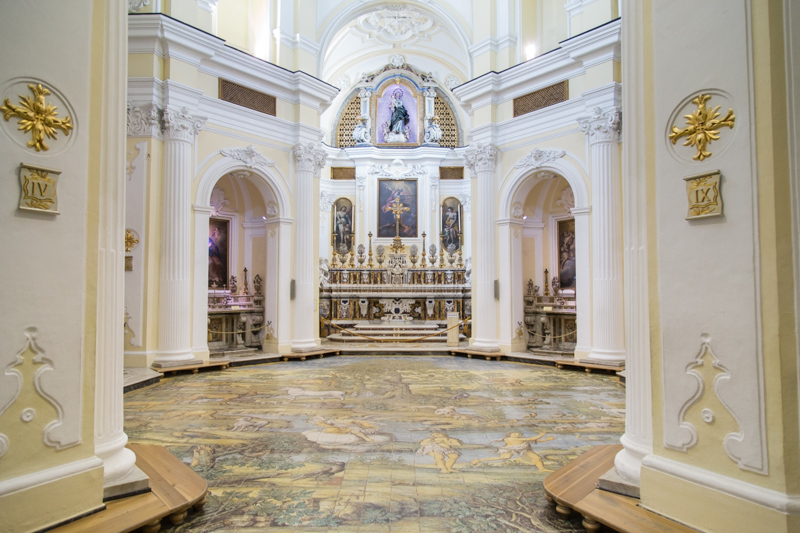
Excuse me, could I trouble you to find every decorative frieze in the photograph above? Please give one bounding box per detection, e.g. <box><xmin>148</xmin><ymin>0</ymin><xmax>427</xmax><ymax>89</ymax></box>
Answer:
<box><xmin>221</xmin><ymin>145</ymin><xmax>275</xmax><ymax>168</ymax></box>
<box><xmin>513</xmin><ymin>148</ymin><xmax>566</xmax><ymax>169</ymax></box>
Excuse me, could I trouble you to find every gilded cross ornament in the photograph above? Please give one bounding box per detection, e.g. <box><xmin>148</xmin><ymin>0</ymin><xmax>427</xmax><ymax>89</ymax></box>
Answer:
<box><xmin>2</xmin><ymin>84</ymin><xmax>73</xmax><ymax>152</ymax></box>
<box><xmin>389</xmin><ymin>197</ymin><xmax>410</xmax><ymax>253</ymax></box>
<box><xmin>125</xmin><ymin>229</ymin><xmax>140</xmax><ymax>252</ymax></box>
<box><xmin>669</xmin><ymin>94</ymin><xmax>735</xmax><ymax>161</ymax></box>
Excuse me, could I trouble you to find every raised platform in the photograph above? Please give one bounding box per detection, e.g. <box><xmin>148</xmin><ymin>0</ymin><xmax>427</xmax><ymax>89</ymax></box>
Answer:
<box><xmin>326</xmin><ymin>320</ymin><xmax>458</xmax><ymax>343</ymax></box>
<box><xmin>152</xmin><ymin>359</ymin><xmax>230</xmax><ymax>376</ymax></box>
<box><xmin>282</xmin><ymin>347</ymin><xmax>342</xmax><ymax>361</ymax></box>
<box><xmin>510</xmin><ymin>351</ymin><xmax>625</xmax><ymax>374</ymax></box>
<box><xmin>544</xmin><ymin>445</ymin><xmax>695</xmax><ymax>533</ymax></box>
<box><xmin>450</xmin><ymin>348</ymin><xmax>506</xmax><ymax>361</ymax></box>
<box><xmin>53</xmin><ymin>444</ymin><xmax>207</xmax><ymax>533</ymax></box>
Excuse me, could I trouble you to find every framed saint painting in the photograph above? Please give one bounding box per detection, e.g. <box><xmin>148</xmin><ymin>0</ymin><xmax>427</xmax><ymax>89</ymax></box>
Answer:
<box><xmin>377</xmin><ymin>179</ymin><xmax>418</xmax><ymax>238</ymax></box>
<box><xmin>557</xmin><ymin>218</ymin><xmax>576</xmax><ymax>290</ymax></box>
<box><xmin>208</xmin><ymin>218</ymin><xmax>229</xmax><ymax>288</ymax></box>
<box><xmin>331</xmin><ymin>197</ymin><xmax>354</xmax><ymax>254</ymax></box>
<box><xmin>440</xmin><ymin>197</ymin><xmax>462</xmax><ymax>252</ymax></box>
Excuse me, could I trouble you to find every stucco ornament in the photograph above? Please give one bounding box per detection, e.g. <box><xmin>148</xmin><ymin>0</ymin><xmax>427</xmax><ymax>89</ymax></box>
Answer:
<box><xmin>578</xmin><ymin>106</ymin><xmax>622</xmax><ymax>144</ymax></box>
<box><xmin>221</xmin><ymin>145</ymin><xmax>275</xmax><ymax>168</ymax></box>
<box><xmin>464</xmin><ymin>143</ymin><xmax>498</xmax><ymax>173</ymax></box>
<box><xmin>361</xmin><ymin>5</ymin><xmax>434</xmax><ymax>41</ymax></box>
<box><xmin>390</xmin><ymin>54</ymin><xmax>406</xmax><ymax>68</ymax></box>
<box><xmin>513</xmin><ymin>148</ymin><xmax>566</xmax><ymax>169</ymax></box>
<box><xmin>445</xmin><ymin>75</ymin><xmax>459</xmax><ymax>90</ymax></box>
<box><xmin>293</xmin><ymin>143</ymin><xmax>327</xmax><ymax>174</ymax></box>
<box><xmin>511</xmin><ymin>203</ymin><xmax>524</xmax><ymax>219</ymax></box>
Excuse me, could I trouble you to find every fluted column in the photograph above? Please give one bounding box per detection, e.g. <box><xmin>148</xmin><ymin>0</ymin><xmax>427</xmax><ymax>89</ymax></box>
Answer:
<box><xmin>464</xmin><ymin>143</ymin><xmax>499</xmax><ymax>350</ymax></box>
<box><xmin>154</xmin><ymin>106</ymin><xmax>205</xmax><ymax>366</ymax></box>
<box><xmin>292</xmin><ymin>143</ymin><xmax>327</xmax><ymax>351</ymax></box>
<box><xmin>578</xmin><ymin>107</ymin><xmax>625</xmax><ymax>362</ymax></box>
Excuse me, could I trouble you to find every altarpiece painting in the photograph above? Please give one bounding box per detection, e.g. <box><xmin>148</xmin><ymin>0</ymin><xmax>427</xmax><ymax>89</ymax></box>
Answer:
<box><xmin>208</xmin><ymin>218</ymin><xmax>229</xmax><ymax>288</ymax></box>
<box><xmin>440</xmin><ymin>197</ymin><xmax>462</xmax><ymax>252</ymax></box>
<box><xmin>557</xmin><ymin>218</ymin><xmax>576</xmax><ymax>290</ymax></box>
<box><xmin>332</xmin><ymin>198</ymin><xmax>354</xmax><ymax>254</ymax></box>
<box><xmin>377</xmin><ymin>179</ymin><xmax>418</xmax><ymax>238</ymax></box>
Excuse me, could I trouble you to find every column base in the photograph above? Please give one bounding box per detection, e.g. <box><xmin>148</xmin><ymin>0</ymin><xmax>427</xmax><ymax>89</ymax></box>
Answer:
<box><xmin>104</xmin><ymin>464</ymin><xmax>150</xmax><ymax>501</ymax></box>
<box><xmin>151</xmin><ymin>358</ymin><xmax>203</xmax><ymax>368</ymax></box>
<box><xmin>291</xmin><ymin>341</ymin><xmax>321</xmax><ymax>353</ymax></box>
<box><xmin>598</xmin><ymin>466</ymin><xmax>640</xmax><ymax>498</ymax></box>
<box><xmin>584</xmin><ymin>348</ymin><xmax>626</xmax><ymax>364</ymax></box>
<box><xmin>468</xmin><ymin>342</ymin><xmax>502</xmax><ymax>353</ymax></box>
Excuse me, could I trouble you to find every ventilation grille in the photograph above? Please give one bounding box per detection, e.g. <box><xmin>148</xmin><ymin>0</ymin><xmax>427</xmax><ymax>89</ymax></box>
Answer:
<box><xmin>434</xmin><ymin>93</ymin><xmax>459</xmax><ymax>148</ymax></box>
<box><xmin>331</xmin><ymin>167</ymin><xmax>356</xmax><ymax>180</ymax></box>
<box><xmin>440</xmin><ymin>167</ymin><xmax>464</xmax><ymax>180</ymax></box>
<box><xmin>219</xmin><ymin>79</ymin><xmax>276</xmax><ymax>116</ymax></box>
<box><xmin>335</xmin><ymin>95</ymin><xmax>361</xmax><ymax>148</ymax></box>
<box><xmin>513</xmin><ymin>81</ymin><xmax>568</xmax><ymax>118</ymax></box>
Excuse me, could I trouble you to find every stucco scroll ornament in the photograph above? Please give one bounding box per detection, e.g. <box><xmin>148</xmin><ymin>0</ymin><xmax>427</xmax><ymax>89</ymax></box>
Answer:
<box><xmin>127</xmin><ymin>101</ymin><xmax>161</xmax><ymax>137</ymax></box>
<box><xmin>1</xmin><ymin>83</ymin><xmax>73</xmax><ymax>151</ymax></box>
<box><xmin>669</xmin><ymin>94</ymin><xmax>735</xmax><ymax>161</ymax></box>
<box><xmin>513</xmin><ymin>148</ymin><xmax>566</xmax><ymax>169</ymax></box>
<box><xmin>128</xmin><ymin>0</ymin><xmax>150</xmax><ymax>12</ymax></box>
<box><xmin>445</xmin><ymin>76</ymin><xmax>459</xmax><ymax>91</ymax></box>
<box><xmin>356</xmin><ymin>175</ymin><xmax>367</xmax><ymax>211</ymax></box>
<box><xmin>363</xmin><ymin>6</ymin><xmax>432</xmax><ymax>40</ymax></box>
<box><xmin>210</xmin><ymin>187</ymin><xmax>230</xmax><ymax>216</ymax></box>
<box><xmin>162</xmin><ymin>106</ymin><xmax>205</xmax><ymax>142</ymax></box>
<box><xmin>293</xmin><ymin>143</ymin><xmax>327</xmax><ymax>174</ymax></box>
<box><xmin>458</xmin><ymin>194</ymin><xmax>471</xmax><ymax>212</ymax></box>
<box><xmin>390</xmin><ymin>54</ymin><xmax>406</xmax><ymax>68</ymax></box>
<box><xmin>221</xmin><ymin>145</ymin><xmax>275</xmax><ymax>168</ymax></box>
<box><xmin>266</xmin><ymin>203</ymin><xmax>279</xmax><ymax>218</ymax></box>
<box><xmin>0</xmin><ymin>327</ymin><xmax>78</xmax><ymax>459</ymax></box>
<box><xmin>511</xmin><ymin>203</ymin><xmax>524</xmax><ymax>219</ymax></box>
<box><xmin>464</xmin><ymin>143</ymin><xmax>498</xmax><ymax>174</ymax></box>
<box><xmin>577</xmin><ymin>106</ymin><xmax>621</xmax><ymax>144</ymax></box>
<box><xmin>320</xmin><ymin>190</ymin><xmax>336</xmax><ymax>212</ymax></box>
<box><xmin>555</xmin><ymin>188</ymin><xmax>575</xmax><ymax>211</ymax></box>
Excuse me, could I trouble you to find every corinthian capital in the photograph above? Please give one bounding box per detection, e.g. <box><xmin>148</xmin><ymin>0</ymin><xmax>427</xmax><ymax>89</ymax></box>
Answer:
<box><xmin>464</xmin><ymin>143</ymin><xmax>498</xmax><ymax>174</ymax></box>
<box><xmin>162</xmin><ymin>106</ymin><xmax>205</xmax><ymax>142</ymax></box>
<box><xmin>578</xmin><ymin>107</ymin><xmax>621</xmax><ymax>144</ymax></box>
<box><xmin>293</xmin><ymin>143</ymin><xmax>327</xmax><ymax>174</ymax></box>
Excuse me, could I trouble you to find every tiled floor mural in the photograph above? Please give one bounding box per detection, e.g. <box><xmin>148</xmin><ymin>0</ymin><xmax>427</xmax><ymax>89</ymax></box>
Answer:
<box><xmin>124</xmin><ymin>356</ymin><xmax>625</xmax><ymax>532</ymax></box>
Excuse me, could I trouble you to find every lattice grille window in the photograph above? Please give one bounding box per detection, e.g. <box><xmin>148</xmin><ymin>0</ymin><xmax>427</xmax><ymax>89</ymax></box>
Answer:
<box><xmin>434</xmin><ymin>93</ymin><xmax>459</xmax><ymax>148</ymax></box>
<box><xmin>335</xmin><ymin>95</ymin><xmax>361</xmax><ymax>148</ymax></box>
<box><xmin>513</xmin><ymin>81</ymin><xmax>568</xmax><ymax>118</ymax></box>
<box><xmin>439</xmin><ymin>167</ymin><xmax>464</xmax><ymax>180</ymax></box>
<box><xmin>219</xmin><ymin>79</ymin><xmax>276</xmax><ymax>116</ymax></box>
<box><xmin>331</xmin><ymin>167</ymin><xmax>356</xmax><ymax>180</ymax></box>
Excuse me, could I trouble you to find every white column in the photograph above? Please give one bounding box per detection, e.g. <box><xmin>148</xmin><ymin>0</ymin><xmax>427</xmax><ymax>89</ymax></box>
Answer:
<box><xmin>615</xmin><ymin>0</ymin><xmax>652</xmax><ymax>486</ymax></box>
<box><xmin>95</xmin><ymin>0</ymin><xmax>143</xmax><ymax>497</ymax></box>
<box><xmin>292</xmin><ymin>143</ymin><xmax>327</xmax><ymax>350</ymax></box>
<box><xmin>191</xmin><ymin>205</ymin><xmax>213</xmax><ymax>360</ymax></box>
<box><xmin>154</xmin><ymin>106</ymin><xmax>205</xmax><ymax>366</ymax></box>
<box><xmin>578</xmin><ymin>108</ymin><xmax>625</xmax><ymax>362</ymax></box>
<box><xmin>497</xmin><ymin>218</ymin><xmax>524</xmax><ymax>350</ymax></box>
<box><xmin>276</xmin><ymin>218</ymin><xmax>294</xmax><ymax>352</ymax></box>
<box><xmin>571</xmin><ymin>206</ymin><xmax>593</xmax><ymax>355</ymax></box>
<box><xmin>464</xmin><ymin>143</ymin><xmax>499</xmax><ymax>350</ymax></box>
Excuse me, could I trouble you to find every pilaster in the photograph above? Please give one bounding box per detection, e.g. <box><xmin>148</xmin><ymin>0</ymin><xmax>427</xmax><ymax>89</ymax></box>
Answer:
<box><xmin>578</xmin><ymin>107</ymin><xmax>625</xmax><ymax>363</ymax></box>
<box><xmin>154</xmin><ymin>106</ymin><xmax>205</xmax><ymax>366</ymax></box>
<box><xmin>464</xmin><ymin>143</ymin><xmax>499</xmax><ymax>350</ymax></box>
<box><xmin>292</xmin><ymin>143</ymin><xmax>326</xmax><ymax>351</ymax></box>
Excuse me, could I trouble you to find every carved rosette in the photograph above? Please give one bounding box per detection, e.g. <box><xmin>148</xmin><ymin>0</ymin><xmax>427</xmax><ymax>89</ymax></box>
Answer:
<box><xmin>464</xmin><ymin>143</ymin><xmax>498</xmax><ymax>174</ymax></box>
<box><xmin>162</xmin><ymin>106</ymin><xmax>204</xmax><ymax>142</ymax></box>
<box><xmin>578</xmin><ymin>107</ymin><xmax>622</xmax><ymax>144</ymax></box>
<box><xmin>221</xmin><ymin>145</ymin><xmax>275</xmax><ymax>168</ymax></box>
<box><xmin>293</xmin><ymin>143</ymin><xmax>327</xmax><ymax>174</ymax></box>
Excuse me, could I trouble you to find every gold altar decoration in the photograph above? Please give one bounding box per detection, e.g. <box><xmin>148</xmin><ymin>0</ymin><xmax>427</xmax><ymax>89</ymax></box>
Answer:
<box><xmin>2</xmin><ymin>84</ymin><xmax>73</xmax><ymax>152</ymax></box>
<box><xmin>18</xmin><ymin>163</ymin><xmax>61</xmax><ymax>214</ymax></box>
<box><xmin>684</xmin><ymin>170</ymin><xmax>723</xmax><ymax>219</ymax></box>
<box><xmin>124</xmin><ymin>229</ymin><xmax>140</xmax><ymax>252</ymax></box>
<box><xmin>388</xmin><ymin>196</ymin><xmax>410</xmax><ymax>253</ymax></box>
<box><xmin>669</xmin><ymin>94</ymin><xmax>735</xmax><ymax>161</ymax></box>
<box><xmin>368</xmin><ymin>232</ymin><xmax>374</xmax><ymax>268</ymax></box>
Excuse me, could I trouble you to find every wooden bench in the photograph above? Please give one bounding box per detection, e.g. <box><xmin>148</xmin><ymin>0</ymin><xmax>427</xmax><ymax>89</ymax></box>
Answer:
<box><xmin>449</xmin><ymin>348</ymin><xmax>505</xmax><ymax>361</ymax></box>
<box><xmin>53</xmin><ymin>444</ymin><xmax>207</xmax><ymax>533</ymax></box>
<box><xmin>152</xmin><ymin>359</ymin><xmax>229</xmax><ymax>376</ymax></box>
<box><xmin>281</xmin><ymin>348</ymin><xmax>341</xmax><ymax>361</ymax></box>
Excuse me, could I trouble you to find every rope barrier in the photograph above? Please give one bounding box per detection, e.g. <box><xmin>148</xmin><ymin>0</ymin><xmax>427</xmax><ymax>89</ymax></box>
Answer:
<box><xmin>207</xmin><ymin>322</ymin><xmax>271</xmax><ymax>334</ymax></box>
<box><xmin>320</xmin><ymin>316</ymin><xmax>471</xmax><ymax>343</ymax></box>
<box><xmin>524</xmin><ymin>327</ymin><xmax>576</xmax><ymax>340</ymax></box>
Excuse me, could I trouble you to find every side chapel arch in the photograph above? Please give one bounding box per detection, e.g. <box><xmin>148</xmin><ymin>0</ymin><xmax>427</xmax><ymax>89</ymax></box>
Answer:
<box><xmin>192</xmin><ymin>149</ymin><xmax>294</xmax><ymax>355</ymax></box>
<box><xmin>497</xmin><ymin>154</ymin><xmax>592</xmax><ymax>354</ymax></box>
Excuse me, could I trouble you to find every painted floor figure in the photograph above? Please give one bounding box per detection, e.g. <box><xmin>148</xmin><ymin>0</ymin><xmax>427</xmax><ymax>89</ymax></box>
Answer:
<box><xmin>124</xmin><ymin>357</ymin><xmax>625</xmax><ymax>532</ymax></box>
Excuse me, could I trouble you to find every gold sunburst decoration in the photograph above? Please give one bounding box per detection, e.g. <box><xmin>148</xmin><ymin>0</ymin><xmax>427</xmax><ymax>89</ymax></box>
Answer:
<box><xmin>669</xmin><ymin>94</ymin><xmax>735</xmax><ymax>161</ymax></box>
<box><xmin>125</xmin><ymin>230</ymin><xmax>140</xmax><ymax>253</ymax></box>
<box><xmin>1</xmin><ymin>83</ymin><xmax>73</xmax><ymax>151</ymax></box>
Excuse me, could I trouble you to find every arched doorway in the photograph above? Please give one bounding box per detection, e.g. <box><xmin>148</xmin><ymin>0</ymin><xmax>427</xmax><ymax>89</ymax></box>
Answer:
<box><xmin>194</xmin><ymin>151</ymin><xmax>292</xmax><ymax>356</ymax></box>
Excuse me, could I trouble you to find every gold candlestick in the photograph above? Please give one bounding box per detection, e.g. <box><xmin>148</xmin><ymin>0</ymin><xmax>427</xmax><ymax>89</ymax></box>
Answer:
<box><xmin>439</xmin><ymin>234</ymin><xmax>445</xmax><ymax>268</ymax></box>
<box><xmin>421</xmin><ymin>232</ymin><xmax>427</xmax><ymax>268</ymax></box>
<box><xmin>367</xmin><ymin>232</ymin><xmax>374</xmax><ymax>268</ymax></box>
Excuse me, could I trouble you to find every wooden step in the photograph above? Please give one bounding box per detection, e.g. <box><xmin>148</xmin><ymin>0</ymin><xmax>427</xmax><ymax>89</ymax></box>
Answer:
<box><xmin>281</xmin><ymin>348</ymin><xmax>341</xmax><ymax>361</ymax></box>
<box><xmin>544</xmin><ymin>444</ymin><xmax>695</xmax><ymax>533</ymax></box>
<box><xmin>555</xmin><ymin>359</ymin><xmax>624</xmax><ymax>373</ymax></box>
<box><xmin>152</xmin><ymin>359</ymin><xmax>230</xmax><ymax>376</ymax></box>
<box><xmin>450</xmin><ymin>348</ymin><xmax>505</xmax><ymax>360</ymax></box>
<box><xmin>53</xmin><ymin>444</ymin><xmax>207</xmax><ymax>533</ymax></box>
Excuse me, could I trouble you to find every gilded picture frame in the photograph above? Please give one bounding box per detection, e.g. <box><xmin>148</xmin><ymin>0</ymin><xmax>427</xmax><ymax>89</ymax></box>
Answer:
<box><xmin>377</xmin><ymin>179</ymin><xmax>418</xmax><ymax>238</ymax></box>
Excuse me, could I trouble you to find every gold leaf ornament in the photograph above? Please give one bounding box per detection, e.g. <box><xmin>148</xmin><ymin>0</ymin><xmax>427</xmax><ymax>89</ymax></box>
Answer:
<box><xmin>669</xmin><ymin>94</ymin><xmax>735</xmax><ymax>161</ymax></box>
<box><xmin>1</xmin><ymin>84</ymin><xmax>73</xmax><ymax>151</ymax></box>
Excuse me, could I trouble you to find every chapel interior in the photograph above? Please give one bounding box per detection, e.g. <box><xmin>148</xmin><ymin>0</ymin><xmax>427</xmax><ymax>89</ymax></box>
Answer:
<box><xmin>1</xmin><ymin>0</ymin><xmax>799</xmax><ymax>532</ymax></box>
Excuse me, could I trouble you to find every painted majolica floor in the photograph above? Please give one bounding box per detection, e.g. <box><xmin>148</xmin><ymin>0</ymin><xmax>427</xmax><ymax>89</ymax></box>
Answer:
<box><xmin>124</xmin><ymin>356</ymin><xmax>625</xmax><ymax>532</ymax></box>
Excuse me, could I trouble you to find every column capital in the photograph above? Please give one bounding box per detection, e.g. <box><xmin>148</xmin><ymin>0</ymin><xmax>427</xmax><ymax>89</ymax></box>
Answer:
<box><xmin>464</xmin><ymin>143</ymin><xmax>498</xmax><ymax>174</ymax></box>
<box><xmin>578</xmin><ymin>106</ymin><xmax>621</xmax><ymax>144</ymax></box>
<box><xmin>293</xmin><ymin>142</ymin><xmax>327</xmax><ymax>174</ymax></box>
<box><xmin>162</xmin><ymin>106</ymin><xmax>205</xmax><ymax>142</ymax></box>
<box><xmin>127</xmin><ymin>102</ymin><xmax>162</xmax><ymax>138</ymax></box>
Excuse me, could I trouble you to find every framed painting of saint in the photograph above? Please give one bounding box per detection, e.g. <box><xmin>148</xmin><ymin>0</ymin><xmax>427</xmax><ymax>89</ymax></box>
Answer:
<box><xmin>440</xmin><ymin>197</ymin><xmax>462</xmax><ymax>252</ymax></box>
<box><xmin>377</xmin><ymin>179</ymin><xmax>418</xmax><ymax>238</ymax></box>
<box><xmin>208</xmin><ymin>218</ymin><xmax>229</xmax><ymax>288</ymax></box>
<box><xmin>557</xmin><ymin>218</ymin><xmax>576</xmax><ymax>290</ymax></box>
<box><xmin>332</xmin><ymin>198</ymin><xmax>354</xmax><ymax>254</ymax></box>
<box><xmin>375</xmin><ymin>82</ymin><xmax>420</xmax><ymax>146</ymax></box>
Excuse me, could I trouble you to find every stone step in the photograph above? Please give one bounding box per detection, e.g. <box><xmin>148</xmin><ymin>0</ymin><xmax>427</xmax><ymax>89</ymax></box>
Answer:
<box><xmin>326</xmin><ymin>333</ymin><xmax>450</xmax><ymax>343</ymax></box>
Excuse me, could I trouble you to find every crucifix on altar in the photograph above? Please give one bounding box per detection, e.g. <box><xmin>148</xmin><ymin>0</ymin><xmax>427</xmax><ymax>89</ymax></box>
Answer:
<box><xmin>388</xmin><ymin>196</ymin><xmax>410</xmax><ymax>253</ymax></box>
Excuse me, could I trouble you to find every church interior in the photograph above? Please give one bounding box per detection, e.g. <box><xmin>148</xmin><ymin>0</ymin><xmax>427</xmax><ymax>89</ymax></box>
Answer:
<box><xmin>1</xmin><ymin>0</ymin><xmax>799</xmax><ymax>532</ymax></box>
